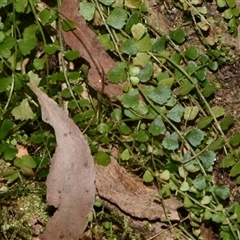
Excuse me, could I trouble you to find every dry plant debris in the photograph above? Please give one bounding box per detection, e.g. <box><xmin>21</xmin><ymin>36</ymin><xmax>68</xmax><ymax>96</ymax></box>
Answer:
<box><xmin>28</xmin><ymin>82</ymin><xmax>95</xmax><ymax>240</ymax></box>
<box><xmin>96</xmin><ymin>158</ymin><xmax>182</xmax><ymax>221</ymax></box>
<box><xmin>60</xmin><ymin>0</ymin><xmax>124</xmax><ymax>98</ymax></box>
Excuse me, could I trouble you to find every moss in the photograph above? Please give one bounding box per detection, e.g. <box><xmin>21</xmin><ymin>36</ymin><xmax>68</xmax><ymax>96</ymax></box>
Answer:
<box><xmin>1</xmin><ymin>188</ymin><xmax>49</xmax><ymax>240</ymax></box>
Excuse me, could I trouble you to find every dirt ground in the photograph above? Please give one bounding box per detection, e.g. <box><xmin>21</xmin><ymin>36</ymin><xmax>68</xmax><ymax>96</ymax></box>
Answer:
<box><xmin>147</xmin><ymin>1</ymin><xmax>240</xmax><ymax>239</ymax></box>
<box><xmin>214</xmin><ymin>63</ymin><xmax>240</xmax><ymax>202</ymax></box>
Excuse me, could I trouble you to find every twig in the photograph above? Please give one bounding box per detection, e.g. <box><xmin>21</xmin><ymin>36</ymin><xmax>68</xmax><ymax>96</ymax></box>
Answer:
<box><xmin>147</xmin><ymin>216</ymin><xmax>189</xmax><ymax>240</ymax></box>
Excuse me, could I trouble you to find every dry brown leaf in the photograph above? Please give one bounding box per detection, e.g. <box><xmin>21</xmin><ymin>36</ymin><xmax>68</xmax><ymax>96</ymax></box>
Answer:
<box><xmin>60</xmin><ymin>0</ymin><xmax>124</xmax><ymax>98</ymax></box>
<box><xmin>16</xmin><ymin>144</ymin><xmax>29</xmax><ymax>158</ymax></box>
<box><xmin>96</xmin><ymin>158</ymin><xmax>182</xmax><ymax>221</ymax></box>
<box><xmin>95</xmin><ymin>158</ymin><xmax>182</xmax><ymax>239</ymax></box>
<box><xmin>28</xmin><ymin>83</ymin><xmax>95</xmax><ymax>240</ymax></box>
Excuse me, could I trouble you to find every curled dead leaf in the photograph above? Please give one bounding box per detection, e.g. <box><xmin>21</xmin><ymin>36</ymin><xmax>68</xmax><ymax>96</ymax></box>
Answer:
<box><xmin>28</xmin><ymin>83</ymin><xmax>95</xmax><ymax>240</ymax></box>
<box><xmin>60</xmin><ymin>0</ymin><xmax>124</xmax><ymax>98</ymax></box>
<box><xmin>96</xmin><ymin>158</ymin><xmax>182</xmax><ymax>221</ymax></box>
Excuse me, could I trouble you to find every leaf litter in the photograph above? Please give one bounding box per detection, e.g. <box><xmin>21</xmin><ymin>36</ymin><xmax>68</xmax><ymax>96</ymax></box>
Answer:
<box><xmin>28</xmin><ymin>82</ymin><xmax>95</xmax><ymax>240</ymax></box>
<box><xmin>96</xmin><ymin>157</ymin><xmax>182</xmax><ymax>221</ymax></box>
<box><xmin>60</xmin><ymin>0</ymin><xmax>125</xmax><ymax>98</ymax></box>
